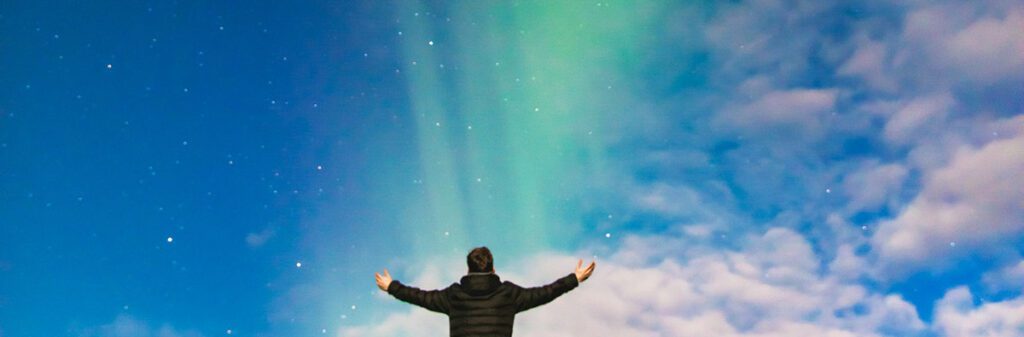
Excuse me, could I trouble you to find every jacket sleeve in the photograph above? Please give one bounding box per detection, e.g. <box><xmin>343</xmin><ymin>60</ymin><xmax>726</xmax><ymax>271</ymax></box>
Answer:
<box><xmin>386</xmin><ymin>280</ymin><xmax>452</xmax><ymax>314</ymax></box>
<box><xmin>512</xmin><ymin>273</ymin><xmax>579</xmax><ymax>313</ymax></box>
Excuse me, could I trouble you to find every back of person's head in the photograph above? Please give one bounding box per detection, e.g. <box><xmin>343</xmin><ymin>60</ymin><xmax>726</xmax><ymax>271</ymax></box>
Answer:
<box><xmin>467</xmin><ymin>246</ymin><xmax>494</xmax><ymax>273</ymax></box>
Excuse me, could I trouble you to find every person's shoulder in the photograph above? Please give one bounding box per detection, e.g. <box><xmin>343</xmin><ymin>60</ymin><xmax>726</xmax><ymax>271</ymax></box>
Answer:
<box><xmin>436</xmin><ymin>283</ymin><xmax>456</xmax><ymax>295</ymax></box>
<box><xmin>501</xmin><ymin>280</ymin><xmax>523</xmax><ymax>289</ymax></box>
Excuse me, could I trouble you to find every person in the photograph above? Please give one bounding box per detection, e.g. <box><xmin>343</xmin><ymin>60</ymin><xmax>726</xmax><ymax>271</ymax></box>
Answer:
<box><xmin>374</xmin><ymin>246</ymin><xmax>596</xmax><ymax>337</ymax></box>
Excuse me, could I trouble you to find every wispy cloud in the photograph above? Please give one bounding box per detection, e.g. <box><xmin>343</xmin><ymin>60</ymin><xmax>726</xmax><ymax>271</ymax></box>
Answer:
<box><xmin>981</xmin><ymin>261</ymin><xmax>1024</xmax><ymax>294</ymax></box>
<box><xmin>78</xmin><ymin>315</ymin><xmax>203</xmax><ymax>337</ymax></box>
<box><xmin>245</xmin><ymin>227</ymin><xmax>276</xmax><ymax>248</ymax></box>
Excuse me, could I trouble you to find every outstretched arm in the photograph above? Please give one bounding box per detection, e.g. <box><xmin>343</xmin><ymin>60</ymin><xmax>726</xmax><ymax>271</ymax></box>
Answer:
<box><xmin>375</xmin><ymin>268</ymin><xmax>451</xmax><ymax>314</ymax></box>
<box><xmin>513</xmin><ymin>259</ymin><xmax>595</xmax><ymax>313</ymax></box>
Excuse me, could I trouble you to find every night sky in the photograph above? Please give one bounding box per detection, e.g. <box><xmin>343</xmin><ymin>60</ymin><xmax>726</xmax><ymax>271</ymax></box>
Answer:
<box><xmin>2</xmin><ymin>1</ymin><xmax>1023</xmax><ymax>337</ymax></box>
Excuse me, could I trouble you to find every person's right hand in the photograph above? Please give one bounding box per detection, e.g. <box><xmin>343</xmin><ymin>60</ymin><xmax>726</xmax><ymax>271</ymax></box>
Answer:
<box><xmin>574</xmin><ymin>259</ymin><xmax>596</xmax><ymax>283</ymax></box>
<box><xmin>375</xmin><ymin>268</ymin><xmax>392</xmax><ymax>292</ymax></box>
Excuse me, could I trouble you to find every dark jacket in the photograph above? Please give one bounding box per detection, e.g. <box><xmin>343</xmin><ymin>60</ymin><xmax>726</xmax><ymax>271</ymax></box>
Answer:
<box><xmin>387</xmin><ymin>272</ymin><xmax>580</xmax><ymax>337</ymax></box>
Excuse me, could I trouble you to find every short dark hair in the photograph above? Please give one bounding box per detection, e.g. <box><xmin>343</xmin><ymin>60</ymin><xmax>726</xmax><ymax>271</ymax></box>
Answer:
<box><xmin>467</xmin><ymin>246</ymin><xmax>493</xmax><ymax>273</ymax></box>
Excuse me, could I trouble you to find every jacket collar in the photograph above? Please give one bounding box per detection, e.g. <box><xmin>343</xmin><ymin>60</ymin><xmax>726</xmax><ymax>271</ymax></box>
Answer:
<box><xmin>460</xmin><ymin>273</ymin><xmax>502</xmax><ymax>296</ymax></box>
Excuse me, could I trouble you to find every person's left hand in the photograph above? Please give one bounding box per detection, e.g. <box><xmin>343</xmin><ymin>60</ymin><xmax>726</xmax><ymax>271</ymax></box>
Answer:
<box><xmin>574</xmin><ymin>259</ymin><xmax>596</xmax><ymax>283</ymax></box>
<box><xmin>375</xmin><ymin>268</ymin><xmax>392</xmax><ymax>292</ymax></box>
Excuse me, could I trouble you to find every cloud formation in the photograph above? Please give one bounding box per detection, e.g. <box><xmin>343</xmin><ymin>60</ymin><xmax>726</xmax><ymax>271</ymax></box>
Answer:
<box><xmin>900</xmin><ymin>4</ymin><xmax>1024</xmax><ymax>86</ymax></box>
<box><xmin>873</xmin><ymin>128</ymin><xmax>1024</xmax><ymax>270</ymax></box>
<box><xmin>78</xmin><ymin>315</ymin><xmax>203</xmax><ymax>337</ymax></box>
<box><xmin>982</xmin><ymin>261</ymin><xmax>1024</xmax><ymax>294</ymax></box>
<box><xmin>935</xmin><ymin>287</ymin><xmax>1024</xmax><ymax>337</ymax></box>
<box><xmin>720</xmin><ymin>88</ymin><xmax>839</xmax><ymax>143</ymax></box>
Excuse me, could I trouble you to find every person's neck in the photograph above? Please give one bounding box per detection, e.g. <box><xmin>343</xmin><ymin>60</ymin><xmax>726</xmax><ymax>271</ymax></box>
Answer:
<box><xmin>467</xmin><ymin>271</ymin><xmax>494</xmax><ymax>275</ymax></box>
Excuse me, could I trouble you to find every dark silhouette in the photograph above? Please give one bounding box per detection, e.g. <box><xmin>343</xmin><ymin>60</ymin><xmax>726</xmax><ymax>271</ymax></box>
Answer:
<box><xmin>375</xmin><ymin>246</ymin><xmax>596</xmax><ymax>337</ymax></box>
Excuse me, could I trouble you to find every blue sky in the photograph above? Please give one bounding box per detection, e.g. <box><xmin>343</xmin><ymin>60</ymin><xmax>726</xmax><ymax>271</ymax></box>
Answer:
<box><xmin>2</xmin><ymin>1</ymin><xmax>1023</xmax><ymax>336</ymax></box>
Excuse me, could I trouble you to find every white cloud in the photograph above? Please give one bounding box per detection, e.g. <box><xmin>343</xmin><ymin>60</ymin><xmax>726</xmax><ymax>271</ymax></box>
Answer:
<box><xmin>897</xmin><ymin>2</ymin><xmax>1024</xmax><ymax>87</ymax></box>
<box><xmin>720</xmin><ymin>88</ymin><xmax>839</xmax><ymax>142</ymax></box>
<box><xmin>934</xmin><ymin>287</ymin><xmax>1024</xmax><ymax>337</ymax></box>
<box><xmin>883</xmin><ymin>93</ymin><xmax>954</xmax><ymax>146</ymax></box>
<box><xmin>828</xmin><ymin>244</ymin><xmax>868</xmax><ymax>281</ymax></box>
<box><xmin>838</xmin><ymin>36</ymin><xmax>897</xmax><ymax>93</ymax></box>
<box><xmin>245</xmin><ymin>228</ymin><xmax>275</xmax><ymax>247</ymax></box>
<box><xmin>703</xmin><ymin>0</ymin><xmax>838</xmax><ymax>86</ymax></box>
<box><xmin>982</xmin><ymin>261</ymin><xmax>1024</xmax><ymax>294</ymax></box>
<box><xmin>339</xmin><ymin>228</ymin><xmax>924</xmax><ymax>337</ymax></box>
<box><xmin>873</xmin><ymin>130</ymin><xmax>1024</xmax><ymax>271</ymax></box>
<box><xmin>632</xmin><ymin>182</ymin><xmax>706</xmax><ymax>217</ymax></box>
<box><xmin>940</xmin><ymin>10</ymin><xmax>1024</xmax><ymax>84</ymax></box>
<box><xmin>78</xmin><ymin>315</ymin><xmax>203</xmax><ymax>337</ymax></box>
<box><xmin>840</xmin><ymin>161</ymin><xmax>909</xmax><ymax>214</ymax></box>
<box><xmin>338</xmin><ymin>309</ymin><xmax>446</xmax><ymax>337</ymax></box>
<box><xmin>682</xmin><ymin>224</ymin><xmax>716</xmax><ymax>239</ymax></box>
